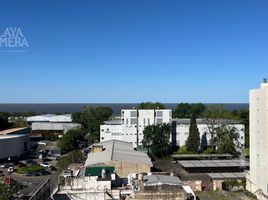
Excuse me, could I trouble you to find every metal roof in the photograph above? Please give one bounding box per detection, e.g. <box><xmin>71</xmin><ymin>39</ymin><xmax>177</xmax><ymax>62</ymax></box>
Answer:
<box><xmin>0</xmin><ymin>127</ymin><xmax>29</xmax><ymax>135</ymax></box>
<box><xmin>172</xmin><ymin>118</ymin><xmax>243</xmax><ymax>124</ymax></box>
<box><xmin>27</xmin><ymin>114</ymin><xmax>72</xmax><ymax>122</ymax></box>
<box><xmin>178</xmin><ymin>159</ymin><xmax>249</xmax><ymax>168</ymax></box>
<box><xmin>144</xmin><ymin>175</ymin><xmax>182</xmax><ymax>186</ymax></box>
<box><xmin>85</xmin><ymin>140</ymin><xmax>153</xmax><ymax>166</ymax></box>
<box><xmin>207</xmin><ymin>172</ymin><xmax>245</xmax><ymax>180</ymax></box>
<box><xmin>85</xmin><ymin>166</ymin><xmax>115</xmax><ymax>177</ymax></box>
<box><xmin>103</xmin><ymin>120</ymin><xmax>122</xmax><ymax>125</ymax></box>
<box><xmin>172</xmin><ymin>154</ymin><xmax>232</xmax><ymax>159</ymax></box>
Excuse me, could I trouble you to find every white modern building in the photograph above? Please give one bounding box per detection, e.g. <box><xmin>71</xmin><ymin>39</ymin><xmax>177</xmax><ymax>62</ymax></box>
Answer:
<box><xmin>172</xmin><ymin>118</ymin><xmax>245</xmax><ymax>152</ymax></box>
<box><xmin>27</xmin><ymin>114</ymin><xmax>80</xmax><ymax>133</ymax></box>
<box><xmin>246</xmin><ymin>79</ymin><xmax>268</xmax><ymax>200</ymax></box>
<box><xmin>100</xmin><ymin>109</ymin><xmax>172</xmax><ymax>148</ymax></box>
<box><xmin>0</xmin><ymin>127</ymin><xmax>30</xmax><ymax>160</ymax></box>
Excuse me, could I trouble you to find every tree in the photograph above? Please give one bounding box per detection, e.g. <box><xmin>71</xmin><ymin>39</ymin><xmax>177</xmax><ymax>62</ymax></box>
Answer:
<box><xmin>138</xmin><ymin>102</ymin><xmax>165</xmax><ymax>109</ymax></box>
<box><xmin>57</xmin><ymin>150</ymin><xmax>85</xmax><ymax>171</ymax></box>
<box><xmin>58</xmin><ymin>129</ymin><xmax>85</xmax><ymax>152</ymax></box>
<box><xmin>142</xmin><ymin>123</ymin><xmax>171</xmax><ymax>158</ymax></box>
<box><xmin>200</xmin><ymin>133</ymin><xmax>208</xmax><ymax>152</ymax></box>
<box><xmin>210</xmin><ymin>126</ymin><xmax>239</xmax><ymax>154</ymax></box>
<box><xmin>72</xmin><ymin>106</ymin><xmax>113</xmax><ymax>143</ymax></box>
<box><xmin>173</xmin><ymin>103</ymin><xmax>206</xmax><ymax>118</ymax></box>
<box><xmin>186</xmin><ymin>116</ymin><xmax>200</xmax><ymax>153</ymax></box>
<box><xmin>0</xmin><ymin>112</ymin><xmax>12</xmax><ymax>131</ymax></box>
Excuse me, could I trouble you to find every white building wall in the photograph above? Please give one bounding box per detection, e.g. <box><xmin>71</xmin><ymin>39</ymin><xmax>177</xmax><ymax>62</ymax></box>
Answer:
<box><xmin>175</xmin><ymin>123</ymin><xmax>245</xmax><ymax>151</ymax></box>
<box><xmin>100</xmin><ymin>109</ymin><xmax>172</xmax><ymax>148</ymax></box>
<box><xmin>31</xmin><ymin>122</ymin><xmax>80</xmax><ymax>133</ymax></box>
<box><xmin>247</xmin><ymin>81</ymin><xmax>268</xmax><ymax>199</ymax></box>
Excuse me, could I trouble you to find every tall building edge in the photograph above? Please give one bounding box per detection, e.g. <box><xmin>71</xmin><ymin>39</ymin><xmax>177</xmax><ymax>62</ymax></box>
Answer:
<box><xmin>246</xmin><ymin>80</ymin><xmax>268</xmax><ymax>200</ymax></box>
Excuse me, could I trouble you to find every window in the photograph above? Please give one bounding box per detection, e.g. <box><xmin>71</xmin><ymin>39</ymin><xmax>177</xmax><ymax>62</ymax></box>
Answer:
<box><xmin>156</xmin><ymin>118</ymin><xmax>163</xmax><ymax>124</ymax></box>
<box><xmin>143</xmin><ymin>118</ymin><xmax>146</xmax><ymax>125</ymax></box>
<box><xmin>148</xmin><ymin>118</ymin><xmax>150</xmax><ymax>125</ymax></box>
<box><xmin>131</xmin><ymin>118</ymin><xmax>137</xmax><ymax>124</ymax></box>
<box><xmin>101</xmin><ymin>137</ymin><xmax>104</xmax><ymax>140</ymax></box>
<box><xmin>130</xmin><ymin>111</ymin><xmax>137</xmax><ymax>117</ymax></box>
<box><xmin>126</xmin><ymin>118</ymin><xmax>128</xmax><ymax>125</ymax></box>
<box><xmin>156</xmin><ymin>111</ymin><xmax>163</xmax><ymax>117</ymax></box>
<box><xmin>101</xmin><ymin>129</ymin><xmax>104</xmax><ymax>132</ymax></box>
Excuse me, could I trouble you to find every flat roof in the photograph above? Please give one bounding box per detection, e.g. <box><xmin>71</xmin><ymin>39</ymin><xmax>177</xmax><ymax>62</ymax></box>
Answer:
<box><xmin>172</xmin><ymin>118</ymin><xmax>243</xmax><ymax>124</ymax></box>
<box><xmin>144</xmin><ymin>175</ymin><xmax>182</xmax><ymax>186</ymax></box>
<box><xmin>172</xmin><ymin>154</ymin><xmax>232</xmax><ymax>159</ymax></box>
<box><xmin>207</xmin><ymin>172</ymin><xmax>245</xmax><ymax>180</ymax></box>
<box><xmin>178</xmin><ymin>160</ymin><xmax>249</xmax><ymax>168</ymax></box>
<box><xmin>0</xmin><ymin>127</ymin><xmax>29</xmax><ymax>135</ymax></box>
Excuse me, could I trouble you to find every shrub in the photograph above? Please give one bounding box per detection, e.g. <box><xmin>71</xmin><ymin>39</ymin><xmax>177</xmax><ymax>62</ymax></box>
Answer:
<box><xmin>16</xmin><ymin>165</ymin><xmax>45</xmax><ymax>174</ymax></box>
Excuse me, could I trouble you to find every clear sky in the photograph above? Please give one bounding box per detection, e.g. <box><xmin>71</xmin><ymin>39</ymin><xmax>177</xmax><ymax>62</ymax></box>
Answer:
<box><xmin>0</xmin><ymin>0</ymin><xmax>268</xmax><ymax>103</ymax></box>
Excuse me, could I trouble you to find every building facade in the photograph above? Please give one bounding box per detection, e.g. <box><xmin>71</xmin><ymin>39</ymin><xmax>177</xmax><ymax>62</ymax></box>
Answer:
<box><xmin>0</xmin><ymin>127</ymin><xmax>30</xmax><ymax>160</ymax></box>
<box><xmin>100</xmin><ymin>109</ymin><xmax>172</xmax><ymax>148</ymax></box>
<box><xmin>246</xmin><ymin>80</ymin><xmax>268</xmax><ymax>200</ymax></box>
<box><xmin>172</xmin><ymin>119</ymin><xmax>245</xmax><ymax>152</ymax></box>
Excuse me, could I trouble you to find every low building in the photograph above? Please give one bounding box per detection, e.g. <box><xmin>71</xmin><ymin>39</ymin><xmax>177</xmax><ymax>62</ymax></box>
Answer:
<box><xmin>0</xmin><ymin>127</ymin><xmax>30</xmax><ymax>160</ymax></box>
<box><xmin>172</xmin><ymin>118</ymin><xmax>245</xmax><ymax>152</ymax></box>
<box><xmin>208</xmin><ymin>172</ymin><xmax>245</xmax><ymax>191</ymax></box>
<box><xmin>85</xmin><ymin>140</ymin><xmax>153</xmax><ymax>178</ymax></box>
<box><xmin>27</xmin><ymin>114</ymin><xmax>80</xmax><ymax>134</ymax></box>
<box><xmin>126</xmin><ymin>173</ymin><xmax>193</xmax><ymax>200</ymax></box>
<box><xmin>55</xmin><ymin>164</ymin><xmax>119</xmax><ymax>200</ymax></box>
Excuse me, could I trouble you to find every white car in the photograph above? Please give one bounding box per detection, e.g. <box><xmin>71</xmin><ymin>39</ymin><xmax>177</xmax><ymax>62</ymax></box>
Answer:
<box><xmin>40</xmin><ymin>162</ymin><xmax>51</xmax><ymax>168</ymax></box>
<box><xmin>8</xmin><ymin>166</ymin><xmax>14</xmax><ymax>173</ymax></box>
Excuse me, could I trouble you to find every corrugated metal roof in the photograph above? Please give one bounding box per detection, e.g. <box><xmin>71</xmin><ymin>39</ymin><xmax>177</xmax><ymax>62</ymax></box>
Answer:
<box><xmin>103</xmin><ymin>120</ymin><xmax>122</xmax><ymax>125</ymax></box>
<box><xmin>27</xmin><ymin>114</ymin><xmax>72</xmax><ymax>122</ymax></box>
<box><xmin>85</xmin><ymin>140</ymin><xmax>153</xmax><ymax>166</ymax></box>
<box><xmin>144</xmin><ymin>175</ymin><xmax>182</xmax><ymax>186</ymax></box>
<box><xmin>172</xmin><ymin>118</ymin><xmax>243</xmax><ymax>124</ymax></box>
<box><xmin>207</xmin><ymin>172</ymin><xmax>245</xmax><ymax>180</ymax></box>
<box><xmin>178</xmin><ymin>159</ymin><xmax>249</xmax><ymax>168</ymax></box>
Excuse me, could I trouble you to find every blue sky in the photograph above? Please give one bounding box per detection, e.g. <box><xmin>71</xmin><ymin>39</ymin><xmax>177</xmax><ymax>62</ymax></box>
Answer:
<box><xmin>0</xmin><ymin>0</ymin><xmax>268</xmax><ymax>103</ymax></box>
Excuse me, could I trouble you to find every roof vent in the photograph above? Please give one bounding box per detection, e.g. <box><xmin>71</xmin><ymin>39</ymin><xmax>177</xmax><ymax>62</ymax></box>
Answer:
<box><xmin>263</xmin><ymin>78</ymin><xmax>267</xmax><ymax>83</ymax></box>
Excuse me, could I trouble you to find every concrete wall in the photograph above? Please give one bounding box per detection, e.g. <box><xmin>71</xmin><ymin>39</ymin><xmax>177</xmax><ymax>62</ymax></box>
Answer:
<box><xmin>127</xmin><ymin>190</ymin><xmax>186</xmax><ymax>200</ymax></box>
<box><xmin>106</xmin><ymin>161</ymin><xmax>151</xmax><ymax>178</ymax></box>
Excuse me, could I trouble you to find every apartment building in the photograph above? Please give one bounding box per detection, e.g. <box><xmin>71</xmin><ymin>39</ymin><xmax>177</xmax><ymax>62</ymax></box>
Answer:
<box><xmin>246</xmin><ymin>79</ymin><xmax>268</xmax><ymax>200</ymax></box>
<box><xmin>100</xmin><ymin>109</ymin><xmax>172</xmax><ymax>148</ymax></box>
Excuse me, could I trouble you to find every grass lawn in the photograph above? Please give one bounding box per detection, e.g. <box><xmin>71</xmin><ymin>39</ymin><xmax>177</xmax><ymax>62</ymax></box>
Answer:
<box><xmin>16</xmin><ymin>165</ymin><xmax>45</xmax><ymax>174</ymax></box>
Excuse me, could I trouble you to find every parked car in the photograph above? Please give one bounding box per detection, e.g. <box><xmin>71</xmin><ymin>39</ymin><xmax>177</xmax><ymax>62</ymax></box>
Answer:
<box><xmin>0</xmin><ymin>163</ymin><xmax>13</xmax><ymax>168</ymax></box>
<box><xmin>7</xmin><ymin>167</ymin><xmax>14</xmax><ymax>173</ymax></box>
<box><xmin>40</xmin><ymin>162</ymin><xmax>51</xmax><ymax>168</ymax></box>
<box><xmin>25</xmin><ymin>160</ymin><xmax>38</xmax><ymax>166</ymax></box>
<box><xmin>25</xmin><ymin>172</ymin><xmax>40</xmax><ymax>176</ymax></box>
<box><xmin>40</xmin><ymin>171</ymin><xmax>51</xmax><ymax>175</ymax></box>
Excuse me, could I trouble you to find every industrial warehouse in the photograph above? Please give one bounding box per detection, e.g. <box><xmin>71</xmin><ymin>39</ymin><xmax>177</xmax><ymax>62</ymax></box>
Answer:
<box><xmin>0</xmin><ymin>127</ymin><xmax>30</xmax><ymax>160</ymax></box>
